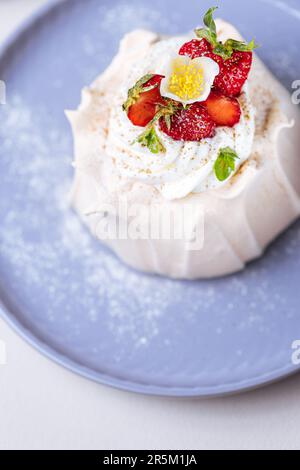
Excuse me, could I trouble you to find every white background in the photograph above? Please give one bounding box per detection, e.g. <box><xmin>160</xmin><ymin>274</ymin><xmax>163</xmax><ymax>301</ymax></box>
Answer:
<box><xmin>0</xmin><ymin>0</ymin><xmax>300</xmax><ymax>451</ymax></box>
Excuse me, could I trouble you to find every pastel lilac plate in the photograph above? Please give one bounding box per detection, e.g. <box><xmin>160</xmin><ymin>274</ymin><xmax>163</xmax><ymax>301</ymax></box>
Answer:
<box><xmin>0</xmin><ymin>0</ymin><xmax>300</xmax><ymax>397</ymax></box>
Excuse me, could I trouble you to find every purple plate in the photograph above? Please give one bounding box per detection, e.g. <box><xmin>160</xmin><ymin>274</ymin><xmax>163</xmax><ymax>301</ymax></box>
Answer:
<box><xmin>0</xmin><ymin>0</ymin><xmax>300</xmax><ymax>397</ymax></box>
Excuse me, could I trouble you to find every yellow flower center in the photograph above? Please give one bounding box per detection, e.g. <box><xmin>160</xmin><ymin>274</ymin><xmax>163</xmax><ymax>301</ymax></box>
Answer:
<box><xmin>167</xmin><ymin>58</ymin><xmax>205</xmax><ymax>101</ymax></box>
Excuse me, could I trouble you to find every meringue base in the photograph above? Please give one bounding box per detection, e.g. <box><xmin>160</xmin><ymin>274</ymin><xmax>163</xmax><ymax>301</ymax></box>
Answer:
<box><xmin>67</xmin><ymin>22</ymin><xmax>300</xmax><ymax>280</ymax></box>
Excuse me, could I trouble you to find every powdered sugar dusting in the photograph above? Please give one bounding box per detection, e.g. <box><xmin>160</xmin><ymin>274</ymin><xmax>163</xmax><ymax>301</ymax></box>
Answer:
<box><xmin>0</xmin><ymin>97</ymin><xmax>187</xmax><ymax>349</ymax></box>
<box><xmin>0</xmin><ymin>95</ymin><xmax>299</xmax><ymax>365</ymax></box>
<box><xmin>0</xmin><ymin>0</ymin><xmax>299</xmax><ymax>381</ymax></box>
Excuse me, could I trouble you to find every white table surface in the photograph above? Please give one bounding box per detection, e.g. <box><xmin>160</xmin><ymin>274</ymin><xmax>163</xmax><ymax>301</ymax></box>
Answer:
<box><xmin>0</xmin><ymin>0</ymin><xmax>300</xmax><ymax>451</ymax></box>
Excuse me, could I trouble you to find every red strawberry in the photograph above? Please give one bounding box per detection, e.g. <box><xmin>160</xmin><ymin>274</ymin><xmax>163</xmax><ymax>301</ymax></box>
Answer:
<box><xmin>159</xmin><ymin>103</ymin><xmax>216</xmax><ymax>141</ymax></box>
<box><xmin>203</xmin><ymin>90</ymin><xmax>241</xmax><ymax>127</ymax></box>
<box><xmin>179</xmin><ymin>39</ymin><xmax>252</xmax><ymax>97</ymax></box>
<box><xmin>143</xmin><ymin>74</ymin><xmax>165</xmax><ymax>90</ymax></box>
<box><xmin>214</xmin><ymin>51</ymin><xmax>252</xmax><ymax>97</ymax></box>
<box><xmin>179</xmin><ymin>38</ymin><xmax>212</xmax><ymax>59</ymax></box>
<box><xmin>127</xmin><ymin>75</ymin><xmax>165</xmax><ymax>127</ymax></box>
<box><xmin>179</xmin><ymin>38</ymin><xmax>223</xmax><ymax>66</ymax></box>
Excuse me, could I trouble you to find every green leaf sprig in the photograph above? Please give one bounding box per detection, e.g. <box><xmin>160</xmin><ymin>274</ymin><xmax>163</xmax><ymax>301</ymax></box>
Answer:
<box><xmin>136</xmin><ymin>127</ymin><xmax>166</xmax><ymax>154</ymax></box>
<box><xmin>134</xmin><ymin>100</ymin><xmax>180</xmax><ymax>155</ymax></box>
<box><xmin>214</xmin><ymin>147</ymin><xmax>239</xmax><ymax>181</ymax></box>
<box><xmin>149</xmin><ymin>100</ymin><xmax>180</xmax><ymax>129</ymax></box>
<box><xmin>195</xmin><ymin>7</ymin><xmax>258</xmax><ymax>60</ymax></box>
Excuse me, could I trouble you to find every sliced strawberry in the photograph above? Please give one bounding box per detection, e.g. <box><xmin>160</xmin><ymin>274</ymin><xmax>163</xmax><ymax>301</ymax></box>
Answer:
<box><xmin>214</xmin><ymin>51</ymin><xmax>252</xmax><ymax>97</ymax></box>
<box><xmin>128</xmin><ymin>101</ymin><xmax>157</xmax><ymax>127</ymax></box>
<box><xmin>203</xmin><ymin>90</ymin><xmax>241</xmax><ymax>127</ymax></box>
<box><xmin>159</xmin><ymin>103</ymin><xmax>216</xmax><ymax>141</ymax></box>
<box><xmin>127</xmin><ymin>74</ymin><xmax>165</xmax><ymax>127</ymax></box>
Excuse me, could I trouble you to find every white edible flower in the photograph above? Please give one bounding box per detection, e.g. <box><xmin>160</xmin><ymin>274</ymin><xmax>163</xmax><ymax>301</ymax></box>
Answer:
<box><xmin>160</xmin><ymin>55</ymin><xmax>220</xmax><ymax>105</ymax></box>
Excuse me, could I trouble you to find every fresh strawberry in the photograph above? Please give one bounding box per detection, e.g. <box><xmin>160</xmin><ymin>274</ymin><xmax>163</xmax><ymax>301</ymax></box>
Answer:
<box><xmin>143</xmin><ymin>74</ymin><xmax>165</xmax><ymax>90</ymax></box>
<box><xmin>179</xmin><ymin>38</ymin><xmax>212</xmax><ymax>59</ymax></box>
<box><xmin>179</xmin><ymin>39</ymin><xmax>253</xmax><ymax>97</ymax></box>
<box><xmin>159</xmin><ymin>103</ymin><xmax>216</xmax><ymax>141</ymax></box>
<box><xmin>179</xmin><ymin>38</ymin><xmax>223</xmax><ymax>67</ymax></box>
<box><xmin>127</xmin><ymin>100</ymin><xmax>156</xmax><ymax>127</ymax></box>
<box><xmin>124</xmin><ymin>74</ymin><xmax>165</xmax><ymax>127</ymax></box>
<box><xmin>203</xmin><ymin>90</ymin><xmax>241</xmax><ymax>127</ymax></box>
<box><xmin>214</xmin><ymin>51</ymin><xmax>252</xmax><ymax>97</ymax></box>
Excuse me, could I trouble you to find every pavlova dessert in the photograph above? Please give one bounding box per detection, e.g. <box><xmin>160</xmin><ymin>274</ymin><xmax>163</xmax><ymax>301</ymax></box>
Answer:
<box><xmin>66</xmin><ymin>7</ymin><xmax>300</xmax><ymax>279</ymax></box>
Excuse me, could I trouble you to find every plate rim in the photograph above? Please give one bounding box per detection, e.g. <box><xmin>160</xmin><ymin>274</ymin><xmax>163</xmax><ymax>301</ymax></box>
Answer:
<box><xmin>0</xmin><ymin>0</ymin><xmax>300</xmax><ymax>398</ymax></box>
<box><xmin>1</xmin><ymin>295</ymin><xmax>300</xmax><ymax>398</ymax></box>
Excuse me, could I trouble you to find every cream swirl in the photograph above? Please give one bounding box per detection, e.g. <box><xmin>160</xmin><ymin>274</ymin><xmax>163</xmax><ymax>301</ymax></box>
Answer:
<box><xmin>106</xmin><ymin>36</ymin><xmax>255</xmax><ymax>200</ymax></box>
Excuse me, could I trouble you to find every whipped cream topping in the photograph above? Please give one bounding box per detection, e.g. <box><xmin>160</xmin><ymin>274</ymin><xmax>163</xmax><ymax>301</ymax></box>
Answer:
<box><xmin>106</xmin><ymin>36</ymin><xmax>255</xmax><ymax>200</ymax></box>
<box><xmin>67</xmin><ymin>23</ymin><xmax>300</xmax><ymax>279</ymax></box>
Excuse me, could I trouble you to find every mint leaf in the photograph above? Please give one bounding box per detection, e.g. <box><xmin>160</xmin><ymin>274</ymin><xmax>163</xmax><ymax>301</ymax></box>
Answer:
<box><xmin>136</xmin><ymin>127</ymin><xmax>166</xmax><ymax>154</ymax></box>
<box><xmin>132</xmin><ymin>100</ymin><xmax>178</xmax><ymax>154</ymax></box>
<box><xmin>214</xmin><ymin>147</ymin><xmax>239</xmax><ymax>181</ymax></box>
